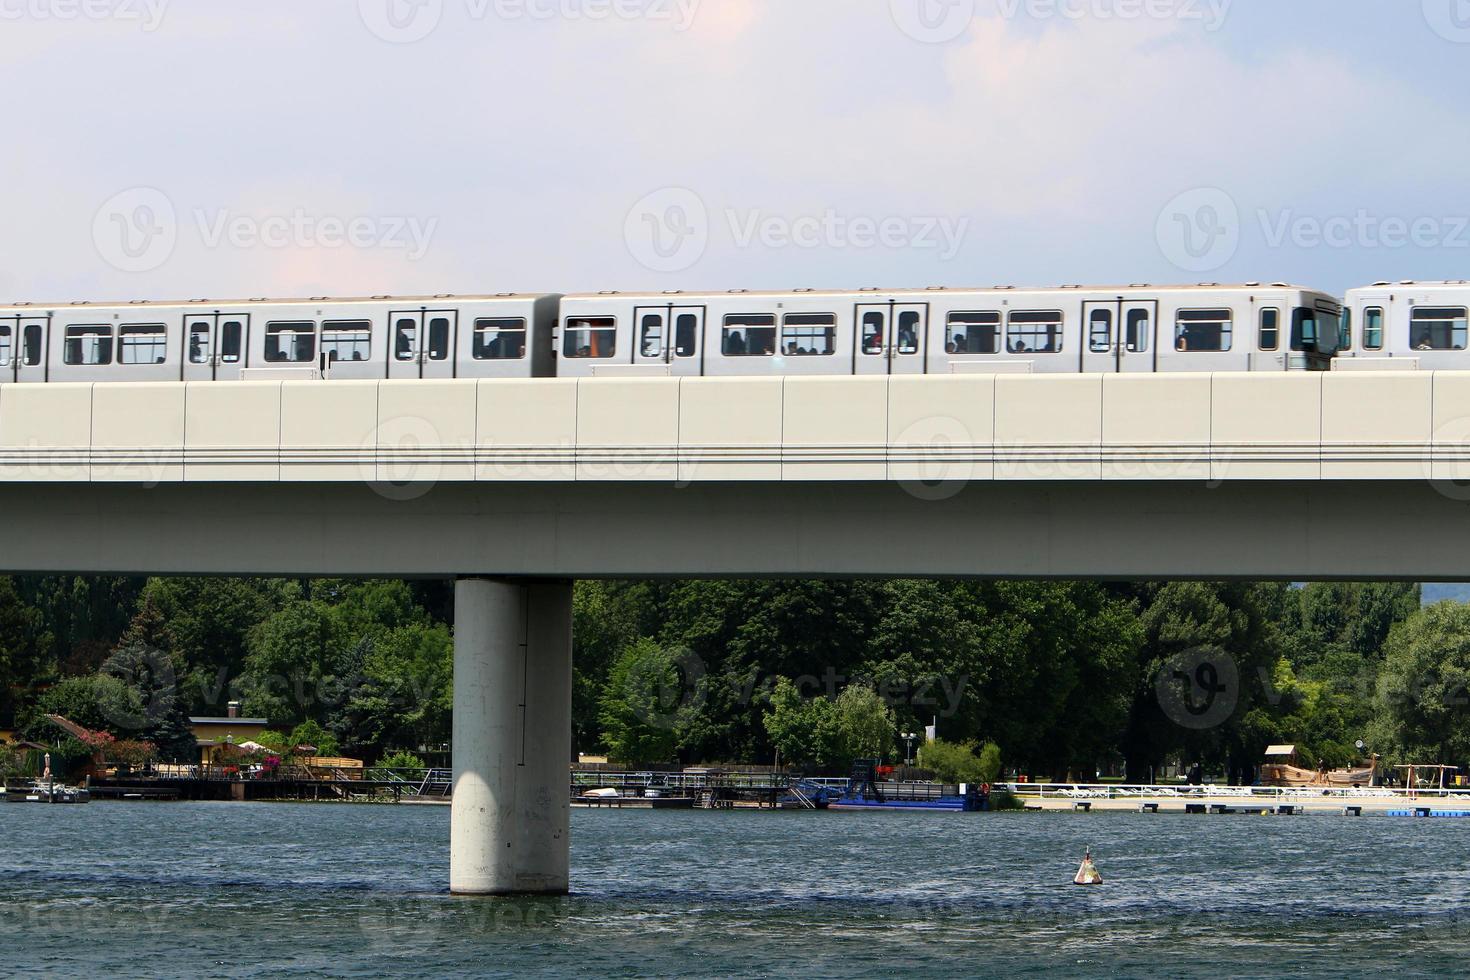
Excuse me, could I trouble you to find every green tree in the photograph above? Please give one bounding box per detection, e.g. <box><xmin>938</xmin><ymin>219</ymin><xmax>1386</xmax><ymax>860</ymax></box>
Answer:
<box><xmin>597</xmin><ymin>639</ymin><xmax>693</xmax><ymax>765</ymax></box>
<box><xmin>101</xmin><ymin>642</ymin><xmax>196</xmax><ymax>762</ymax></box>
<box><xmin>835</xmin><ymin>685</ymin><xmax>895</xmax><ymax>762</ymax></box>
<box><xmin>1375</xmin><ymin>602</ymin><xmax>1470</xmax><ymax>765</ymax></box>
<box><xmin>761</xmin><ymin>677</ymin><xmax>842</xmax><ymax>769</ymax></box>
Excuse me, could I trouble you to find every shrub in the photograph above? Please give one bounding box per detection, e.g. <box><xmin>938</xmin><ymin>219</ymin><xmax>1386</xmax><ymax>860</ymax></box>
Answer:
<box><xmin>379</xmin><ymin>750</ymin><xmax>425</xmax><ymax>770</ymax></box>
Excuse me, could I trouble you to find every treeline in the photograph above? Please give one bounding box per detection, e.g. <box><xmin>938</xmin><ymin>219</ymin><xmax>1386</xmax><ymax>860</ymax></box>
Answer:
<box><xmin>5</xmin><ymin>575</ymin><xmax>1470</xmax><ymax>780</ymax></box>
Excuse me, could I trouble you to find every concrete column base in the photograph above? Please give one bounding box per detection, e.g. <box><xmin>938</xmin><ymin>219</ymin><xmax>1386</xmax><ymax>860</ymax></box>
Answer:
<box><xmin>450</xmin><ymin>578</ymin><xmax>572</xmax><ymax>895</ymax></box>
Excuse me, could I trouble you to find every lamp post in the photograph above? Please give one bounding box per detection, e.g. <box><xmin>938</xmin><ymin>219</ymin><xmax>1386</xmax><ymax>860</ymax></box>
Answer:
<box><xmin>902</xmin><ymin>732</ymin><xmax>918</xmax><ymax>766</ymax></box>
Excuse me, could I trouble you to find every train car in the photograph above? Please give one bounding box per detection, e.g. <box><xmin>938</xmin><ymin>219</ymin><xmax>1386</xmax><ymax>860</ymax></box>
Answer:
<box><xmin>1339</xmin><ymin>281</ymin><xmax>1470</xmax><ymax>370</ymax></box>
<box><xmin>0</xmin><ymin>293</ymin><xmax>561</xmax><ymax>383</ymax></box>
<box><xmin>555</xmin><ymin>284</ymin><xmax>1343</xmax><ymax>378</ymax></box>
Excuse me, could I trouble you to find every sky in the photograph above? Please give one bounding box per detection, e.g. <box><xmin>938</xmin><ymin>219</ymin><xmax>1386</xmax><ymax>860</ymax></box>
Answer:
<box><xmin>4</xmin><ymin>0</ymin><xmax>1469</xmax><ymax>304</ymax></box>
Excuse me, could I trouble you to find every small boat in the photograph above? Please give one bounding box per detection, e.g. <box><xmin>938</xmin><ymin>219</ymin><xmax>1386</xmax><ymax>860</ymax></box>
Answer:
<box><xmin>1074</xmin><ymin>848</ymin><xmax>1102</xmax><ymax>886</ymax></box>
<box><xmin>9</xmin><ymin>781</ymin><xmax>91</xmax><ymax>804</ymax></box>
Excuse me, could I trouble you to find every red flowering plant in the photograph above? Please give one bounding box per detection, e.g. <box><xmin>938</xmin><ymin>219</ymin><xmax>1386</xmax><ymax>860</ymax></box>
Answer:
<box><xmin>104</xmin><ymin>740</ymin><xmax>157</xmax><ymax>770</ymax></box>
<box><xmin>79</xmin><ymin>730</ymin><xmax>116</xmax><ymax>751</ymax></box>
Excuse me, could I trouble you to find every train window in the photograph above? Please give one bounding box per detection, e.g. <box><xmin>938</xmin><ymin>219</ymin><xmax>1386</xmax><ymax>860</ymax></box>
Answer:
<box><xmin>781</xmin><ymin>313</ymin><xmax>836</xmax><ymax>356</ymax></box>
<box><xmin>394</xmin><ymin>318</ymin><xmax>417</xmax><ymax>361</ymax></box>
<box><xmin>64</xmin><ymin>324</ymin><xmax>113</xmax><ymax>366</ymax></box>
<box><xmin>0</xmin><ymin>324</ymin><xmax>10</xmax><ymax>365</ymax></box>
<box><xmin>1290</xmin><ymin>308</ymin><xmax>1341</xmax><ymax>353</ymax></box>
<box><xmin>723</xmin><ymin>314</ymin><xmax>776</xmax><ymax>356</ymax></box>
<box><xmin>427</xmin><ymin>317</ymin><xmax>451</xmax><ymax>360</ymax></box>
<box><xmin>640</xmin><ymin>313</ymin><xmax>664</xmax><ymax>357</ymax></box>
<box><xmin>1410</xmin><ymin>307</ymin><xmax>1469</xmax><ymax>351</ymax></box>
<box><xmin>1088</xmin><ymin>309</ymin><xmax>1113</xmax><ymax>353</ymax></box>
<box><xmin>473</xmin><ymin>318</ymin><xmax>527</xmax><ymax>360</ymax></box>
<box><xmin>1126</xmin><ymin>309</ymin><xmax>1150</xmax><ymax>353</ymax></box>
<box><xmin>896</xmin><ymin>311</ymin><xmax>921</xmax><ymax>354</ymax></box>
<box><xmin>188</xmin><ymin>322</ymin><xmax>211</xmax><ymax>364</ymax></box>
<box><xmin>1175</xmin><ymin>309</ymin><xmax>1232</xmax><ymax>352</ymax></box>
<box><xmin>322</xmin><ymin>320</ymin><xmax>372</xmax><ymax>363</ymax></box>
<box><xmin>674</xmin><ymin>314</ymin><xmax>697</xmax><ymax>357</ymax></box>
<box><xmin>1258</xmin><ymin>309</ymin><xmax>1280</xmax><ymax>351</ymax></box>
<box><xmin>1364</xmin><ymin>307</ymin><xmax>1385</xmax><ymax>350</ymax></box>
<box><xmin>1007</xmin><ymin>310</ymin><xmax>1063</xmax><ymax>354</ymax></box>
<box><xmin>860</xmin><ymin>311</ymin><xmax>884</xmax><ymax>355</ymax></box>
<box><xmin>563</xmin><ymin>317</ymin><xmax>616</xmax><ymax>358</ymax></box>
<box><xmin>265</xmin><ymin>321</ymin><xmax>316</xmax><ymax>363</ymax></box>
<box><xmin>946</xmin><ymin>312</ymin><xmax>1000</xmax><ymax>354</ymax></box>
<box><xmin>23</xmin><ymin>324</ymin><xmax>42</xmax><ymax>366</ymax></box>
<box><xmin>1338</xmin><ymin>308</ymin><xmax>1352</xmax><ymax>352</ymax></box>
<box><xmin>119</xmin><ymin>323</ymin><xmax>167</xmax><ymax>365</ymax></box>
<box><xmin>220</xmin><ymin>320</ymin><xmax>243</xmax><ymax>363</ymax></box>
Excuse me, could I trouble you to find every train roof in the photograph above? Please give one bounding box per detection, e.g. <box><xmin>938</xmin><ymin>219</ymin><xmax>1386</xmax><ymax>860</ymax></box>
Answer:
<box><xmin>562</xmin><ymin>283</ymin><xmax>1332</xmax><ymax>301</ymax></box>
<box><xmin>0</xmin><ymin>292</ymin><xmax>556</xmax><ymax>311</ymax></box>
<box><xmin>1346</xmin><ymin>280</ymin><xmax>1470</xmax><ymax>293</ymax></box>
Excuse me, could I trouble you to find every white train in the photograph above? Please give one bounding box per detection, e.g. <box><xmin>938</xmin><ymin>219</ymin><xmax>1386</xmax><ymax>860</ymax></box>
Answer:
<box><xmin>0</xmin><ymin>283</ymin><xmax>1342</xmax><ymax>383</ymax></box>
<box><xmin>1339</xmin><ymin>281</ymin><xmax>1470</xmax><ymax>370</ymax></box>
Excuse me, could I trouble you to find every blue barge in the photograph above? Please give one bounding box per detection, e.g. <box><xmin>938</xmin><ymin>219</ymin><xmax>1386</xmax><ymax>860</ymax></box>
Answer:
<box><xmin>829</xmin><ymin>761</ymin><xmax>988</xmax><ymax>812</ymax></box>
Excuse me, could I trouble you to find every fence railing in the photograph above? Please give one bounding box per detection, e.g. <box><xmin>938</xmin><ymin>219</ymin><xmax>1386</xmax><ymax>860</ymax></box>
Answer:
<box><xmin>998</xmin><ymin>782</ymin><xmax>1470</xmax><ymax>801</ymax></box>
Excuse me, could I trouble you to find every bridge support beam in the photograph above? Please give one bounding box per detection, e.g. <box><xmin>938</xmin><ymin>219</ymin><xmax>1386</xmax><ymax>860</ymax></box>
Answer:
<box><xmin>450</xmin><ymin>578</ymin><xmax>572</xmax><ymax>895</ymax></box>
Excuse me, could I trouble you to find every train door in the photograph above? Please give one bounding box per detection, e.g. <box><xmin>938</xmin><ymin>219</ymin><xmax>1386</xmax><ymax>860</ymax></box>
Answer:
<box><xmin>1081</xmin><ymin>300</ymin><xmax>1155</xmax><ymax>372</ymax></box>
<box><xmin>13</xmin><ymin>316</ymin><xmax>49</xmax><ymax>382</ymax></box>
<box><xmin>0</xmin><ymin>318</ymin><xmax>14</xmax><ymax>381</ymax></box>
<box><xmin>184</xmin><ymin>314</ymin><xmax>250</xmax><ymax>380</ymax></box>
<box><xmin>633</xmin><ymin>305</ymin><xmax>704</xmax><ymax>376</ymax></box>
<box><xmin>854</xmin><ymin>302</ymin><xmax>928</xmax><ymax>375</ymax></box>
<box><xmin>390</xmin><ymin>310</ymin><xmax>458</xmax><ymax>379</ymax></box>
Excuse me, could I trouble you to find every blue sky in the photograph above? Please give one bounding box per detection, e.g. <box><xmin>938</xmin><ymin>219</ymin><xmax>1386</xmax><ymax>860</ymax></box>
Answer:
<box><xmin>4</xmin><ymin>0</ymin><xmax>1468</xmax><ymax>303</ymax></box>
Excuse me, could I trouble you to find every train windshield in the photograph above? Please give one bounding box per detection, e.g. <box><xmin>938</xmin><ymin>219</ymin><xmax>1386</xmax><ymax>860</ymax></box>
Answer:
<box><xmin>1290</xmin><ymin>307</ymin><xmax>1341</xmax><ymax>355</ymax></box>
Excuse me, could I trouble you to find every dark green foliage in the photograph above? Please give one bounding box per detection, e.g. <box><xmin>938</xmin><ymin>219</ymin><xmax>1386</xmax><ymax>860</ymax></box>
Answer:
<box><xmin>0</xmin><ymin>574</ymin><xmax>1438</xmax><ymax>778</ymax></box>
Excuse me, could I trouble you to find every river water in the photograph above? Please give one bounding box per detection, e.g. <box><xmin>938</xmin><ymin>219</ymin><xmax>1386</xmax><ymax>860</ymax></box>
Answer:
<box><xmin>5</xmin><ymin>801</ymin><xmax>1470</xmax><ymax>978</ymax></box>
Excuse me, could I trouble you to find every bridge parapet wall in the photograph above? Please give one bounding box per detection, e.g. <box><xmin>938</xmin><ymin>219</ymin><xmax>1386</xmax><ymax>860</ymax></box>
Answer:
<box><xmin>0</xmin><ymin>372</ymin><xmax>1460</xmax><ymax>484</ymax></box>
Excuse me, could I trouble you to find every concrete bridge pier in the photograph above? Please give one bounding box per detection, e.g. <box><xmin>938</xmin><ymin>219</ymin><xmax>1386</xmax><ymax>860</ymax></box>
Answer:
<box><xmin>450</xmin><ymin>578</ymin><xmax>572</xmax><ymax>895</ymax></box>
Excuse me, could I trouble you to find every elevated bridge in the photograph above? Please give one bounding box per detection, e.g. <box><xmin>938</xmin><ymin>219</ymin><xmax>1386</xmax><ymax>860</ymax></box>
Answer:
<box><xmin>6</xmin><ymin>372</ymin><xmax>1470</xmax><ymax>895</ymax></box>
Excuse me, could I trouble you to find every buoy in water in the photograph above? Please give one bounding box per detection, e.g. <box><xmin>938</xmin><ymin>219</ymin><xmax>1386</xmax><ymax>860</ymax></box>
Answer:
<box><xmin>1074</xmin><ymin>847</ymin><xmax>1103</xmax><ymax>886</ymax></box>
